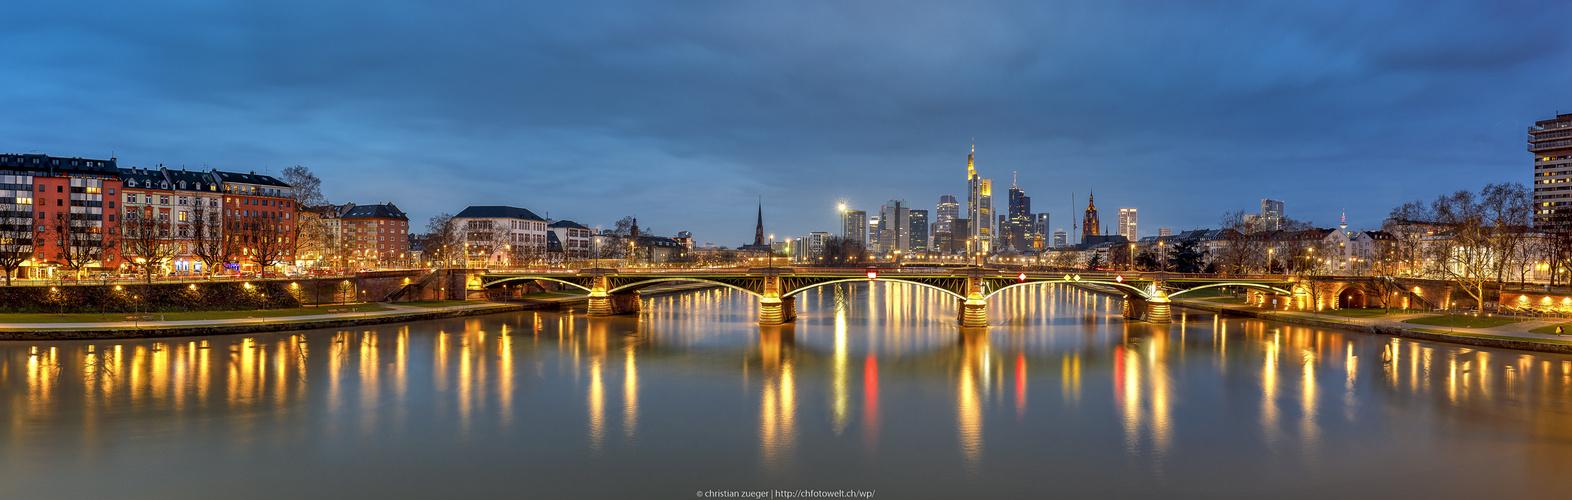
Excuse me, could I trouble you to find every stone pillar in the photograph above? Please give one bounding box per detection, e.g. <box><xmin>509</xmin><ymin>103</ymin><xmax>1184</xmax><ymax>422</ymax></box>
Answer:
<box><xmin>758</xmin><ymin>271</ymin><xmax>797</xmax><ymax>325</ymax></box>
<box><xmin>958</xmin><ymin>292</ymin><xmax>989</xmax><ymax>327</ymax></box>
<box><xmin>956</xmin><ymin>271</ymin><xmax>990</xmax><ymax>328</ymax></box>
<box><xmin>586</xmin><ymin>274</ymin><xmax>613</xmax><ymax>316</ymax></box>
<box><xmin>1145</xmin><ymin>289</ymin><xmax>1172</xmax><ymax>323</ymax></box>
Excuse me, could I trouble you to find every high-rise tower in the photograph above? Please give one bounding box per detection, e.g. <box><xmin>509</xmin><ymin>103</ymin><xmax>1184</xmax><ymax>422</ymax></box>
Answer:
<box><xmin>1532</xmin><ymin>112</ymin><xmax>1572</xmax><ymax>229</ymax></box>
<box><xmin>966</xmin><ymin>144</ymin><xmax>993</xmax><ymax>255</ymax></box>
<box><xmin>1118</xmin><ymin>207</ymin><xmax>1137</xmax><ymax>242</ymax></box>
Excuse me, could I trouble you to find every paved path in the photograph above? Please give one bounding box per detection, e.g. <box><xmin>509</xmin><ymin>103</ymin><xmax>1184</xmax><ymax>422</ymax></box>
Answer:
<box><xmin>0</xmin><ymin>302</ymin><xmax>515</xmax><ymax>331</ymax></box>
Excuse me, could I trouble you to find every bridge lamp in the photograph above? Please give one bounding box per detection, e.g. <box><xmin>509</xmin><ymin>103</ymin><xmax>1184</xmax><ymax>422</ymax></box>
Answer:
<box><xmin>1017</xmin><ymin>272</ymin><xmax>1027</xmax><ymax>282</ymax></box>
<box><xmin>867</xmin><ymin>269</ymin><xmax>877</xmax><ymax>280</ymax></box>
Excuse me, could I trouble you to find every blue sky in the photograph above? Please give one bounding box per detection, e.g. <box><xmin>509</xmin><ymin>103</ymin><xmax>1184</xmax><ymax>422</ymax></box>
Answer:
<box><xmin>2</xmin><ymin>0</ymin><xmax>1567</xmax><ymax>246</ymax></box>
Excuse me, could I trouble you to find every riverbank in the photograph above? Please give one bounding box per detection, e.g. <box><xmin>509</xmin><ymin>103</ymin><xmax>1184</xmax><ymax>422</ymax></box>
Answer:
<box><xmin>1065</xmin><ymin>282</ymin><xmax>1572</xmax><ymax>354</ymax></box>
<box><xmin>1172</xmin><ymin>299</ymin><xmax>1572</xmax><ymax>355</ymax></box>
<box><xmin>0</xmin><ymin>281</ymin><xmax>721</xmax><ymax>341</ymax></box>
<box><xmin>0</xmin><ymin>301</ymin><xmax>525</xmax><ymax>341</ymax></box>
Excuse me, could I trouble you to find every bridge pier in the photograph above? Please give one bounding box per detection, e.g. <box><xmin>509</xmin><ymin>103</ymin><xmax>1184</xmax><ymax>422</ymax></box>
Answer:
<box><xmin>1145</xmin><ymin>289</ymin><xmax>1172</xmax><ymax>324</ymax></box>
<box><xmin>757</xmin><ymin>270</ymin><xmax>797</xmax><ymax>326</ymax></box>
<box><xmin>759</xmin><ymin>296</ymin><xmax>797</xmax><ymax>325</ymax></box>
<box><xmin>587</xmin><ymin>291</ymin><xmax>640</xmax><ymax>316</ymax></box>
<box><xmin>1122</xmin><ymin>295</ymin><xmax>1148</xmax><ymax>320</ymax></box>
<box><xmin>957</xmin><ymin>294</ymin><xmax>988</xmax><ymax>327</ymax></box>
<box><xmin>585</xmin><ymin>274</ymin><xmax>640</xmax><ymax>316</ymax></box>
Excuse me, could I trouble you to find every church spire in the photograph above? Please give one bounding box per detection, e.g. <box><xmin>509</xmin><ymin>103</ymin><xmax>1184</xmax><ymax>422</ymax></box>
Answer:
<box><xmin>753</xmin><ymin>199</ymin><xmax>765</xmax><ymax>247</ymax></box>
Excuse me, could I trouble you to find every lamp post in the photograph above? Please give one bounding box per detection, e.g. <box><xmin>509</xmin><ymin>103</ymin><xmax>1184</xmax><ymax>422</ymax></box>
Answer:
<box><xmin>837</xmin><ymin>201</ymin><xmax>847</xmax><ymax>241</ymax></box>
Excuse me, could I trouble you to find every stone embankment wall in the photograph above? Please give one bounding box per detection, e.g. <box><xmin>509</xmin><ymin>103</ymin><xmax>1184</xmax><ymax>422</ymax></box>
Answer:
<box><xmin>0</xmin><ymin>270</ymin><xmax>436</xmax><ymax>314</ymax></box>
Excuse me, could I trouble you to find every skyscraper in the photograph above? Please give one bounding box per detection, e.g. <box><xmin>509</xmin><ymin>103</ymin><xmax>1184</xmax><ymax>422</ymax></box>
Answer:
<box><xmin>936</xmin><ymin>194</ymin><xmax>959</xmax><ymax>233</ymax></box>
<box><xmin>1261</xmin><ymin>199</ymin><xmax>1285</xmax><ymax>230</ymax></box>
<box><xmin>1118</xmin><ymin>207</ymin><xmax>1137</xmax><ymax>242</ymax></box>
<box><xmin>1053</xmin><ymin>229</ymin><xmax>1067</xmax><ymax>248</ymax></box>
<box><xmin>1006</xmin><ymin>175</ymin><xmax>1032</xmax><ymax>251</ymax></box>
<box><xmin>867</xmin><ymin>215</ymin><xmax>880</xmax><ymax>250</ymax></box>
<box><xmin>908</xmin><ymin>209</ymin><xmax>929</xmax><ymax>252</ymax></box>
<box><xmin>879</xmin><ymin>200</ymin><xmax>909</xmax><ymax>254</ymax></box>
<box><xmin>1082</xmin><ymin>192</ymin><xmax>1100</xmax><ymax>242</ymax></box>
<box><xmin>843</xmin><ymin>210</ymin><xmax>867</xmax><ymax>245</ymax></box>
<box><xmin>1532</xmin><ymin>112</ymin><xmax>1572</xmax><ymax>229</ymax></box>
<box><xmin>966</xmin><ymin>145</ymin><xmax>993</xmax><ymax>255</ymax></box>
<box><xmin>1034</xmin><ymin>213</ymin><xmax>1050</xmax><ymax>250</ymax></box>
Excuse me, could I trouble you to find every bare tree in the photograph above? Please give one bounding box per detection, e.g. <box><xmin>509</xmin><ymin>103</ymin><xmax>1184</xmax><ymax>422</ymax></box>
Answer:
<box><xmin>1421</xmin><ymin>190</ymin><xmax>1494</xmax><ymax>312</ymax></box>
<box><xmin>281</xmin><ymin>165</ymin><xmax>328</xmax><ymax>207</ymax></box>
<box><xmin>816</xmin><ymin>236</ymin><xmax>870</xmax><ymax>267</ymax></box>
<box><xmin>1545</xmin><ymin>209</ymin><xmax>1572</xmax><ymax>287</ymax></box>
<box><xmin>189</xmin><ymin>203</ymin><xmax>231</xmax><ymax>276</ymax></box>
<box><xmin>120</xmin><ymin>206</ymin><xmax>178</xmax><ymax>283</ymax></box>
<box><xmin>44</xmin><ymin>211</ymin><xmax>116</xmax><ymax>278</ymax></box>
<box><xmin>1480</xmin><ymin>183</ymin><xmax>1533</xmax><ymax>289</ymax></box>
<box><xmin>0</xmin><ymin>209</ymin><xmax>34</xmax><ymax>284</ymax></box>
<box><xmin>422</xmin><ymin>212</ymin><xmax>459</xmax><ymax>267</ymax></box>
<box><xmin>1216</xmin><ymin>210</ymin><xmax>1263</xmax><ymax>275</ymax></box>
<box><xmin>231</xmin><ymin>211</ymin><xmax>289</xmax><ymax>272</ymax></box>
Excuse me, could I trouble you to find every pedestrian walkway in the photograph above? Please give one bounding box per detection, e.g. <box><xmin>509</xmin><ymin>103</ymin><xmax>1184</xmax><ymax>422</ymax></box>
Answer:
<box><xmin>1177</xmin><ymin>299</ymin><xmax>1572</xmax><ymax>345</ymax></box>
<box><xmin>0</xmin><ymin>302</ymin><xmax>514</xmax><ymax>331</ymax></box>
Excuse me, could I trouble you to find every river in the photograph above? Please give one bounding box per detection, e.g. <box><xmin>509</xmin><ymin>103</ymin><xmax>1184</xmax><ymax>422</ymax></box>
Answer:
<box><xmin>3</xmin><ymin>284</ymin><xmax>1572</xmax><ymax>498</ymax></box>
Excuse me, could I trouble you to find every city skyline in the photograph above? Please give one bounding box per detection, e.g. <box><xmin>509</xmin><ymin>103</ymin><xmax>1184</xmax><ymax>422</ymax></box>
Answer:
<box><xmin>3</xmin><ymin>1</ymin><xmax>1567</xmax><ymax>246</ymax></box>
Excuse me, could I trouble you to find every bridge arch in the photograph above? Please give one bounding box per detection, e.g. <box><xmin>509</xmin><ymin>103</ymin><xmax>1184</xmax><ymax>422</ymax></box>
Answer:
<box><xmin>608</xmin><ymin>277</ymin><xmax>764</xmax><ymax>298</ymax></box>
<box><xmin>780</xmin><ymin>278</ymin><xmax>968</xmax><ymax>301</ymax></box>
<box><xmin>1166</xmin><ymin>282</ymin><xmax>1292</xmax><ymax>298</ymax></box>
<box><xmin>485</xmin><ymin>276</ymin><xmax>593</xmax><ymax>292</ymax></box>
<box><xmin>984</xmin><ymin>279</ymin><xmax>1151</xmax><ymax>300</ymax></box>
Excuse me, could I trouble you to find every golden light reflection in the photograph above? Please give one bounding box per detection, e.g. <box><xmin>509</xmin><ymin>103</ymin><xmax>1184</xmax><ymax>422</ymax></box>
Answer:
<box><xmin>589</xmin><ymin>353</ymin><xmax>605</xmax><ymax>452</ymax></box>
<box><xmin>957</xmin><ymin>331</ymin><xmax>986</xmax><ymax>473</ymax></box>
<box><xmin>759</xmin><ymin>328</ymin><xmax>797</xmax><ymax>470</ymax></box>
<box><xmin>832</xmin><ymin>299</ymin><xmax>849</xmax><ymax>435</ymax></box>
<box><xmin>623</xmin><ymin>342</ymin><xmax>638</xmax><ymax>440</ymax></box>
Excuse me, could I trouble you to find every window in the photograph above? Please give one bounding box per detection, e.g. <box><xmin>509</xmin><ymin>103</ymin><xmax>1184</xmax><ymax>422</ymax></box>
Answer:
<box><xmin>108</xmin><ymin>188</ymin><xmax>114</xmax><ymax>195</ymax></box>
<box><xmin>36</xmin><ymin>185</ymin><xmax>43</xmax><ymax>192</ymax></box>
<box><xmin>108</xmin><ymin>201</ymin><xmax>114</xmax><ymax>208</ymax></box>
<box><xmin>56</xmin><ymin>186</ymin><xmax>62</xmax><ymax>193</ymax></box>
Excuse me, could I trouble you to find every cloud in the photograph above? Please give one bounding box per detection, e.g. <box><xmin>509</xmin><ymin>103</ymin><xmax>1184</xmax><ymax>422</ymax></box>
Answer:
<box><xmin>1</xmin><ymin>0</ymin><xmax>1568</xmax><ymax>242</ymax></box>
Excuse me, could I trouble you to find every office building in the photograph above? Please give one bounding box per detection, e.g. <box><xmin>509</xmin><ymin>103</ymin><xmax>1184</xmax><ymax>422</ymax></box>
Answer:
<box><xmin>878</xmin><ymin>200</ymin><xmax>909</xmax><ymax>254</ymax></box>
<box><xmin>936</xmin><ymin>194</ymin><xmax>959</xmax><ymax>235</ymax></box>
<box><xmin>1118</xmin><ymin>207</ymin><xmax>1137</xmax><ymax>242</ymax></box>
<box><xmin>1533</xmin><ymin>112</ymin><xmax>1572</xmax><ymax>229</ymax></box>
<box><xmin>1159</xmin><ymin>227</ymin><xmax>1172</xmax><ymax>237</ymax></box>
<box><xmin>843</xmin><ymin>209</ymin><xmax>867</xmax><ymax>245</ymax></box>
<box><xmin>1053</xmin><ymin>229</ymin><xmax>1067</xmax><ymax>248</ymax></box>
<box><xmin>966</xmin><ymin>146</ymin><xmax>993</xmax><ymax>255</ymax></box>
<box><xmin>908</xmin><ymin>209</ymin><xmax>929</xmax><ymax>253</ymax></box>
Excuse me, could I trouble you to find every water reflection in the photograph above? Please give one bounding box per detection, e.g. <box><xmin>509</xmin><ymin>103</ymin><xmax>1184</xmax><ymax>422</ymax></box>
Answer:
<box><xmin>3</xmin><ymin>284</ymin><xmax>1572</xmax><ymax>497</ymax></box>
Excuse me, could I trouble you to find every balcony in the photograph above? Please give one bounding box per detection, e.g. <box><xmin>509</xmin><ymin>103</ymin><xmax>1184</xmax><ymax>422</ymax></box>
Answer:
<box><xmin>1530</xmin><ymin>138</ymin><xmax>1572</xmax><ymax>152</ymax></box>
<box><xmin>1530</xmin><ymin>129</ymin><xmax>1572</xmax><ymax>142</ymax></box>
<box><xmin>1531</xmin><ymin>121</ymin><xmax>1572</xmax><ymax>133</ymax></box>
